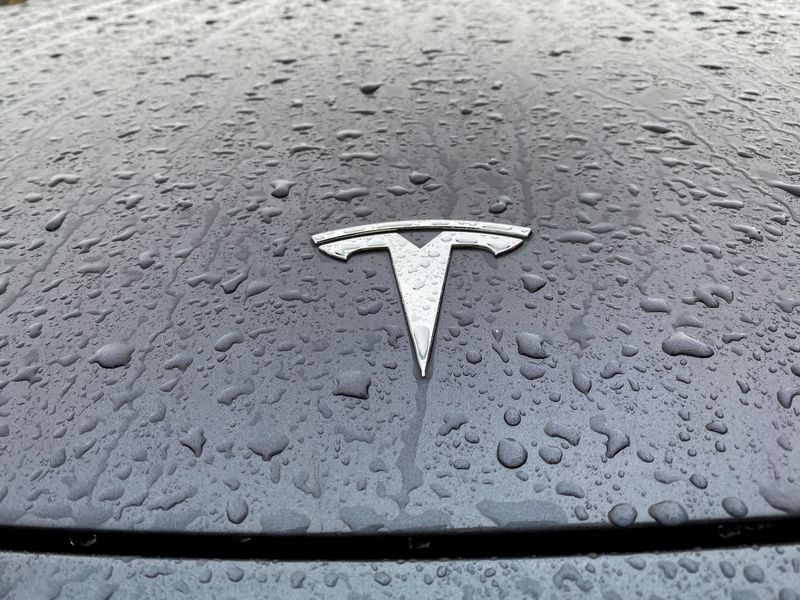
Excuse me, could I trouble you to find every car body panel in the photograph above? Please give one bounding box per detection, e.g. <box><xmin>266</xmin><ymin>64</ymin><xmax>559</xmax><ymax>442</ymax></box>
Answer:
<box><xmin>0</xmin><ymin>0</ymin><xmax>799</xmax><ymax>537</ymax></box>
<box><xmin>1</xmin><ymin>546</ymin><xmax>799</xmax><ymax>599</ymax></box>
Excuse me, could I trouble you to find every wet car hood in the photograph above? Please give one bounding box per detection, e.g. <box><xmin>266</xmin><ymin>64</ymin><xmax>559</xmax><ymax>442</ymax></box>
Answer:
<box><xmin>0</xmin><ymin>0</ymin><xmax>798</xmax><ymax>535</ymax></box>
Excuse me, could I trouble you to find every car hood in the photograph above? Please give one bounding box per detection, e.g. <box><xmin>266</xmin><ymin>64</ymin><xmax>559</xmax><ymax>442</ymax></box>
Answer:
<box><xmin>0</xmin><ymin>0</ymin><xmax>798</xmax><ymax>536</ymax></box>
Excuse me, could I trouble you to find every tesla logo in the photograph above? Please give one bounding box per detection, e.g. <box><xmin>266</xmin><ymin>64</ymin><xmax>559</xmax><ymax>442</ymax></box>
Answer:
<box><xmin>313</xmin><ymin>220</ymin><xmax>531</xmax><ymax>376</ymax></box>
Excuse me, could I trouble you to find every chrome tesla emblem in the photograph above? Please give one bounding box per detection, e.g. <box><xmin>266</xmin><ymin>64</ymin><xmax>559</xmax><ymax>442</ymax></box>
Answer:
<box><xmin>313</xmin><ymin>220</ymin><xmax>531</xmax><ymax>376</ymax></box>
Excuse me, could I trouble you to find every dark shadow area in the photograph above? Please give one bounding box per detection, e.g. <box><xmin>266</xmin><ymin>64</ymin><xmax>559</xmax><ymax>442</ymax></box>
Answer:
<box><xmin>1</xmin><ymin>517</ymin><xmax>798</xmax><ymax>561</ymax></box>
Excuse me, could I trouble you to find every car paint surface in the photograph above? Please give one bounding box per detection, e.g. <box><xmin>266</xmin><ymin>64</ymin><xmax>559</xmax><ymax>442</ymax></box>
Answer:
<box><xmin>0</xmin><ymin>0</ymin><xmax>798</xmax><ymax>542</ymax></box>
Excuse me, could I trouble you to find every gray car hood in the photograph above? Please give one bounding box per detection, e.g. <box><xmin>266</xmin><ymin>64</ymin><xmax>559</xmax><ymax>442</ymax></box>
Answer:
<box><xmin>0</xmin><ymin>0</ymin><xmax>798</xmax><ymax>536</ymax></box>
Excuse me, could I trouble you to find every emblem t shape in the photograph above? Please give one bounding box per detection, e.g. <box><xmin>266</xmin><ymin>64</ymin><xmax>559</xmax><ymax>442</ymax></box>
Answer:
<box><xmin>313</xmin><ymin>220</ymin><xmax>531</xmax><ymax>377</ymax></box>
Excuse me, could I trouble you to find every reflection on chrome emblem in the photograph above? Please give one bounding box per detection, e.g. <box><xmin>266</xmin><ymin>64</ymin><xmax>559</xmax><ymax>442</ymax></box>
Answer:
<box><xmin>313</xmin><ymin>220</ymin><xmax>531</xmax><ymax>377</ymax></box>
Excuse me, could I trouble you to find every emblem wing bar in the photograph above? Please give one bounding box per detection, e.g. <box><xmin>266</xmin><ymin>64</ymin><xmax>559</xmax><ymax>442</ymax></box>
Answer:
<box><xmin>311</xmin><ymin>220</ymin><xmax>531</xmax><ymax>245</ymax></box>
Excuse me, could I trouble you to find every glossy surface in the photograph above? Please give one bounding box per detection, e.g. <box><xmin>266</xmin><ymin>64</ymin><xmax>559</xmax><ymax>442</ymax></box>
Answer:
<box><xmin>1</xmin><ymin>0</ymin><xmax>799</xmax><ymax>535</ymax></box>
<box><xmin>2</xmin><ymin>546</ymin><xmax>800</xmax><ymax>599</ymax></box>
